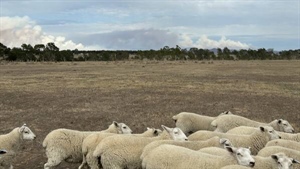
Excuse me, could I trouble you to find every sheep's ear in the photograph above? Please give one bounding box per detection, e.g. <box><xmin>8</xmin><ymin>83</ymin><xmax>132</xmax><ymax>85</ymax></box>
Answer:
<box><xmin>292</xmin><ymin>159</ymin><xmax>300</xmax><ymax>164</ymax></box>
<box><xmin>19</xmin><ymin>125</ymin><xmax>26</xmax><ymax>133</ymax></box>
<box><xmin>277</xmin><ymin>119</ymin><xmax>282</xmax><ymax>124</ymax></box>
<box><xmin>225</xmin><ymin>146</ymin><xmax>235</xmax><ymax>153</ymax></box>
<box><xmin>224</xmin><ymin>111</ymin><xmax>230</xmax><ymax>114</ymax></box>
<box><xmin>219</xmin><ymin>138</ymin><xmax>228</xmax><ymax>144</ymax></box>
<box><xmin>259</xmin><ymin>126</ymin><xmax>265</xmax><ymax>132</ymax></box>
<box><xmin>113</xmin><ymin>121</ymin><xmax>119</xmax><ymax>127</ymax></box>
<box><xmin>0</xmin><ymin>150</ymin><xmax>7</xmax><ymax>154</ymax></box>
<box><xmin>271</xmin><ymin>154</ymin><xmax>279</xmax><ymax>161</ymax></box>
<box><xmin>161</xmin><ymin>125</ymin><xmax>172</xmax><ymax>133</ymax></box>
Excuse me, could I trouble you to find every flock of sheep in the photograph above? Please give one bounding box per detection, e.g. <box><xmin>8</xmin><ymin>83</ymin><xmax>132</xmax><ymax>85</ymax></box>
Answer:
<box><xmin>0</xmin><ymin>111</ymin><xmax>299</xmax><ymax>169</ymax></box>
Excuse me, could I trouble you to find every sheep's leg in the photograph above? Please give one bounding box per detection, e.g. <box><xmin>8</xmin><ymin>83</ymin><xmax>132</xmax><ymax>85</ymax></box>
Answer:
<box><xmin>101</xmin><ymin>155</ymin><xmax>123</xmax><ymax>169</ymax></box>
<box><xmin>86</xmin><ymin>152</ymin><xmax>100</xmax><ymax>169</ymax></box>
<box><xmin>44</xmin><ymin>153</ymin><xmax>66</xmax><ymax>169</ymax></box>
<box><xmin>78</xmin><ymin>154</ymin><xmax>88</xmax><ymax>169</ymax></box>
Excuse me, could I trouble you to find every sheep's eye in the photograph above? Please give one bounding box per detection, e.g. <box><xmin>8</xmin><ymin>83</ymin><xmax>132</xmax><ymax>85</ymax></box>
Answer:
<box><xmin>24</xmin><ymin>131</ymin><xmax>29</xmax><ymax>134</ymax></box>
<box><xmin>123</xmin><ymin>126</ymin><xmax>127</xmax><ymax>129</ymax></box>
<box><xmin>174</xmin><ymin>132</ymin><xmax>178</xmax><ymax>134</ymax></box>
<box><xmin>283</xmin><ymin>124</ymin><xmax>288</xmax><ymax>126</ymax></box>
<box><xmin>269</xmin><ymin>131</ymin><xmax>273</xmax><ymax>133</ymax></box>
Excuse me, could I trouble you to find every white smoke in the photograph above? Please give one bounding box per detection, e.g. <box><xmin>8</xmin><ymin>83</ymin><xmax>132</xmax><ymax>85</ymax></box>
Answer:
<box><xmin>0</xmin><ymin>16</ymin><xmax>84</xmax><ymax>50</ymax></box>
<box><xmin>179</xmin><ymin>34</ymin><xmax>250</xmax><ymax>49</ymax></box>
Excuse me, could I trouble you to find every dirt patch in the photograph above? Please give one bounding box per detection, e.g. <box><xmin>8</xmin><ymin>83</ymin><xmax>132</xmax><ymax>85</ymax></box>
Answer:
<box><xmin>0</xmin><ymin>60</ymin><xmax>299</xmax><ymax>168</ymax></box>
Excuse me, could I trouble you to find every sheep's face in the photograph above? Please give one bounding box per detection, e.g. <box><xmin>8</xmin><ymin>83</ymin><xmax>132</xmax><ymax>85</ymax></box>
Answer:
<box><xmin>19</xmin><ymin>124</ymin><xmax>36</xmax><ymax>140</ymax></box>
<box><xmin>259</xmin><ymin>126</ymin><xmax>281</xmax><ymax>140</ymax></box>
<box><xmin>118</xmin><ymin>123</ymin><xmax>133</xmax><ymax>134</ymax></box>
<box><xmin>162</xmin><ymin>125</ymin><xmax>188</xmax><ymax>141</ymax></box>
<box><xmin>271</xmin><ymin>153</ymin><xmax>300</xmax><ymax>169</ymax></box>
<box><xmin>146</xmin><ymin>127</ymin><xmax>163</xmax><ymax>136</ymax></box>
<box><xmin>218</xmin><ymin>111</ymin><xmax>232</xmax><ymax>116</ymax></box>
<box><xmin>226</xmin><ymin>146</ymin><xmax>255</xmax><ymax>167</ymax></box>
<box><xmin>277</xmin><ymin>119</ymin><xmax>295</xmax><ymax>133</ymax></box>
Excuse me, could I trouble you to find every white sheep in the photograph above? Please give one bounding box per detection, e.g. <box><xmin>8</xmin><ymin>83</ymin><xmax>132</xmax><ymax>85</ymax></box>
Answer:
<box><xmin>0</xmin><ymin>124</ymin><xmax>36</xmax><ymax>169</ymax></box>
<box><xmin>266</xmin><ymin>139</ymin><xmax>300</xmax><ymax>151</ymax></box>
<box><xmin>227</xmin><ymin>126</ymin><xmax>300</xmax><ymax>141</ymax></box>
<box><xmin>79</xmin><ymin>127</ymin><xmax>162</xmax><ymax>169</ymax></box>
<box><xmin>93</xmin><ymin>125</ymin><xmax>188</xmax><ymax>169</ymax></box>
<box><xmin>221</xmin><ymin>153</ymin><xmax>300</xmax><ymax>169</ymax></box>
<box><xmin>259</xmin><ymin>146</ymin><xmax>300</xmax><ymax>158</ymax></box>
<box><xmin>258</xmin><ymin>146</ymin><xmax>300</xmax><ymax>169</ymax></box>
<box><xmin>43</xmin><ymin>121</ymin><xmax>132</xmax><ymax>169</ymax></box>
<box><xmin>172</xmin><ymin>110</ymin><xmax>232</xmax><ymax>135</ymax></box>
<box><xmin>211</xmin><ymin>114</ymin><xmax>294</xmax><ymax>133</ymax></box>
<box><xmin>188</xmin><ymin>126</ymin><xmax>281</xmax><ymax>155</ymax></box>
<box><xmin>141</xmin><ymin>136</ymin><xmax>232</xmax><ymax>160</ymax></box>
<box><xmin>142</xmin><ymin>144</ymin><xmax>255</xmax><ymax>169</ymax></box>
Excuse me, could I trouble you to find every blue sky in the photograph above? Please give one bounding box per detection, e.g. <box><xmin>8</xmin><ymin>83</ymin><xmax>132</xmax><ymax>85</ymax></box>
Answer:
<box><xmin>0</xmin><ymin>0</ymin><xmax>299</xmax><ymax>50</ymax></box>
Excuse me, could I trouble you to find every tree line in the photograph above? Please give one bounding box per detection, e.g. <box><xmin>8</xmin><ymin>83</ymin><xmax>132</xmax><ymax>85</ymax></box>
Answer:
<box><xmin>0</xmin><ymin>42</ymin><xmax>299</xmax><ymax>62</ymax></box>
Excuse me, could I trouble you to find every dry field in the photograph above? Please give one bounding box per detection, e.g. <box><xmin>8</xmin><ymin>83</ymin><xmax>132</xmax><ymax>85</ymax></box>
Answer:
<box><xmin>0</xmin><ymin>60</ymin><xmax>299</xmax><ymax>169</ymax></box>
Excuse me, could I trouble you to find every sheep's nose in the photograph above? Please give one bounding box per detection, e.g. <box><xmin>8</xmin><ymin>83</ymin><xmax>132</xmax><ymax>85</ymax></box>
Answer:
<box><xmin>249</xmin><ymin>162</ymin><xmax>255</xmax><ymax>167</ymax></box>
<box><xmin>185</xmin><ymin>138</ymin><xmax>188</xmax><ymax>141</ymax></box>
<box><xmin>278</xmin><ymin>136</ymin><xmax>282</xmax><ymax>139</ymax></box>
<box><xmin>292</xmin><ymin>129</ymin><xmax>295</xmax><ymax>133</ymax></box>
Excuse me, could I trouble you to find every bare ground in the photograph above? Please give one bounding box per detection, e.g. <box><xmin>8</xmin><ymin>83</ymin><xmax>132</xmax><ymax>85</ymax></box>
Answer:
<box><xmin>0</xmin><ymin>60</ymin><xmax>299</xmax><ymax>169</ymax></box>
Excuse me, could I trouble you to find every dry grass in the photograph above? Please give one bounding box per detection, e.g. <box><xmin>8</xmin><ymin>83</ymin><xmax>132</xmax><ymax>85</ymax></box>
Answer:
<box><xmin>0</xmin><ymin>60</ymin><xmax>299</xmax><ymax>168</ymax></box>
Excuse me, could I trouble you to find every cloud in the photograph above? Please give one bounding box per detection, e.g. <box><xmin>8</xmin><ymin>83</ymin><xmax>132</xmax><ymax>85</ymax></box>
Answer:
<box><xmin>179</xmin><ymin>34</ymin><xmax>251</xmax><ymax>49</ymax></box>
<box><xmin>0</xmin><ymin>16</ymin><xmax>84</xmax><ymax>50</ymax></box>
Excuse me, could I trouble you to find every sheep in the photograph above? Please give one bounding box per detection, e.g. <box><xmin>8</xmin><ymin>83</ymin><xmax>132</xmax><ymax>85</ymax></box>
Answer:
<box><xmin>266</xmin><ymin>139</ymin><xmax>300</xmax><ymax>151</ymax></box>
<box><xmin>258</xmin><ymin>146</ymin><xmax>300</xmax><ymax>169</ymax></box>
<box><xmin>0</xmin><ymin>124</ymin><xmax>36</xmax><ymax>169</ymax></box>
<box><xmin>93</xmin><ymin>125</ymin><xmax>188</xmax><ymax>169</ymax></box>
<box><xmin>227</xmin><ymin>125</ymin><xmax>271</xmax><ymax>135</ymax></box>
<box><xmin>142</xmin><ymin>144</ymin><xmax>255</xmax><ymax>169</ymax></box>
<box><xmin>141</xmin><ymin>136</ymin><xmax>232</xmax><ymax>160</ymax></box>
<box><xmin>172</xmin><ymin>110</ymin><xmax>232</xmax><ymax>135</ymax></box>
<box><xmin>211</xmin><ymin>114</ymin><xmax>294</xmax><ymax>133</ymax></box>
<box><xmin>188</xmin><ymin>126</ymin><xmax>281</xmax><ymax>155</ymax></box>
<box><xmin>197</xmin><ymin>145</ymin><xmax>242</xmax><ymax>157</ymax></box>
<box><xmin>79</xmin><ymin>127</ymin><xmax>162</xmax><ymax>169</ymax></box>
<box><xmin>227</xmin><ymin>126</ymin><xmax>300</xmax><ymax>141</ymax></box>
<box><xmin>221</xmin><ymin>153</ymin><xmax>300</xmax><ymax>169</ymax></box>
<box><xmin>43</xmin><ymin>121</ymin><xmax>132</xmax><ymax>169</ymax></box>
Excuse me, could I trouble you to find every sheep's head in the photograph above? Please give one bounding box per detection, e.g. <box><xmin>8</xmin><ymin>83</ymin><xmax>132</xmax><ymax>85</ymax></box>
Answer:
<box><xmin>220</xmin><ymin>138</ymin><xmax>233</xmax><ymax>148</ymax></box>
<box><xmin>219</xmin><ymin>111</ymin><xmax>233</xmax><ymax>116</ymax></box>
<box><xmin>225</xmin><ymin>146</ymin><xmax>255</xmax><ymax>167</ymax></box>
<box><xmin>259</xmin><ymin>126</ymin><xmax>281</xmax><ymax>140</ymax></box>
<box><xmin>146</xmin><ymin>127</ymin><xmax>162</xmax><ymax>136</ymax></box>
<box><xmin>19</xmin><ymin>124</ymin><xmax>36</xmax><ymax>140</ymax></box>
<box><xmin>271</xmin><ymin>153</ymin><xmax>300</xmax><ymax>169</ymax></box>
<box><xmin>113</xmin><ymin>121</ymin><xmax>132</xmax><ymax>134</ymax></box>
<box><xmin>277</xmin><ymin>119</ymin><xmax>295</xmax><ymax>133</ymax></box>
<box><xmin>161</xmin><ymin>125</ymin><xmax>188</xmax><ymax>141</ymax></box>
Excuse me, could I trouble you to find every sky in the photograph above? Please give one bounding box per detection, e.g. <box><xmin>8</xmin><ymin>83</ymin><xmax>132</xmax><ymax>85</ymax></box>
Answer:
<box><xmin>0</xmin><ymin>0</ymin><xmax>299</xmax><ymax>51</ymax></box>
